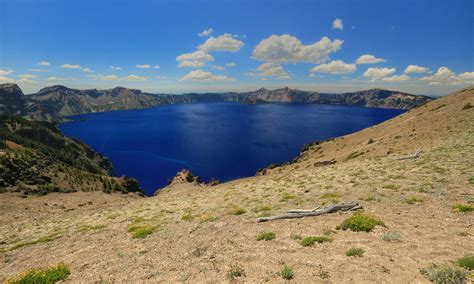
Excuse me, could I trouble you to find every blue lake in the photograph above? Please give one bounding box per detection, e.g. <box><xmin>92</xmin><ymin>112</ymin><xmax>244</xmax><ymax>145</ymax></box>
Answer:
<box><xmin>60</xmin><ymin>102</ymin><xmax>404</xmax><ymax>195</ymax></box>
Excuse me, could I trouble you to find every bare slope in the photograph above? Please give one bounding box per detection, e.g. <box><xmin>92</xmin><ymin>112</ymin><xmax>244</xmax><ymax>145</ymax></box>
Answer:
<box><xmin>0</xmin><ymin>87</ymin><xmax>472</xmax><ymax>283</ymax></box>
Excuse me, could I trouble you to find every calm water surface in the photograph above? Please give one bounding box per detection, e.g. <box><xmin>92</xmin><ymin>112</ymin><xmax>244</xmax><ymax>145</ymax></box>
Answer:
<box><xmin>60</xmin><ymin>102</ymin><xmax>404</xmax><ymax>195</ymax></box>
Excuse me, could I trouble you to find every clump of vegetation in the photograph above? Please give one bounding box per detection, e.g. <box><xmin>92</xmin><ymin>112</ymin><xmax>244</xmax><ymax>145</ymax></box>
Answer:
<box><xmin>226</xmin><ymin>207</ymin><xmax>247</xmax><ymax>216</ymax></box>
<box><xmin>256</xmin><ymin>231</ymin><xmax>276</xmax><ymax>241</ymax></box>
<box><xmin>252</xmin><ymin>205</ymin><xmax>271</xmax><ymax>213</ymax></box>
<box><xmin>198</xmin><ymin>215</ymin><xmax>218</xmax><ymax>223</ymax></box>
<box><xmin>339</xmin><ymin>213</ymin><xmax>385</xmax><ymax>232</ymax></box>
<box><xmin>279</xmin><ymin>266</ymin><xmax>294</xmax><ymax>280</ymax></box>
<box><xmin>127</xmin><ymin>224</ymin><xmax>156</xmax><ymax>239</ymax></box>
<box><xmin>381</xmin><ymin>231</ymin><xmax>401</xmax><ymax>242</ymax></box>
<box><xmin>5</xmin><ymin>263</ymin><xmax>70</xmax><ymax>284</ymax></box>
<box><xmin>346</xmin><ymin>247</ymin><xmax>364</xmax><ymax>257</ymax></box>
<box><xmin>79</xmin><ymin>224</ymin><xmax>106</xmax><ymax>233</ymax></box>
<box><xmin>280</xmin><ymin>192</ymin><xmax>296</xmax><ymax>201</ymax></box>
<box><xmin>227</xmin><ymin>264</ymin><xmax>246</xmax><ymax>280</ymax></box>
<box><xmin>405</xmin><ymin>196</ymin><xmax>423</xmax><ymax>205</ymax></box>
<box><xmin>457</xmin><ymin>256</ymin><xmax>474</xmax><ymax>270</ymax></box>
<box><xmin>181</xmin><ymin>212</ymin><xmax>194</xmax><ymax>221</ymax></box>
<box><xmin>382</xmin><ymin>184</ymin><xmax>399</xmax><ymax>190</ymax></box>
<box><xmin>5</xmin><ymin>234</ymin><xmax>61</xmax><ymax>252</ymax></box>
<box><xmin>469</xmin><ymin>176</ymin><xmax>474</xmax><ymax>184</ymax></box>
<box><xmin>421</xmin><ymin>263</ymin><xmax>468</xmax><ymax>284</ymax></box>
<box><xmin>300</xmin><ymin>235</ymin><xmax>332</xmax><ymax>246</ymax></box>
<box><xmin>452</xmin><ymin>204</ymin><xmax>473</xmax><ymax>212</ymax></box>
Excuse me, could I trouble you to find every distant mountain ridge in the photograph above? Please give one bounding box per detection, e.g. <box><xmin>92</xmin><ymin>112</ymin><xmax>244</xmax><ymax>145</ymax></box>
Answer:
<box><xmin>0</xmin><ymin>83</ymin><xmax>433</xmax><ymax>122</ymax></box>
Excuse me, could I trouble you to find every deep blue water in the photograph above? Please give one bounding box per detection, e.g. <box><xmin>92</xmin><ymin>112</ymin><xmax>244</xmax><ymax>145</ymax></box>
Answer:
<box><xmin>60</xmin><ymin>102</ymin><xmax>404</xmax><ymax>195</ymax></box>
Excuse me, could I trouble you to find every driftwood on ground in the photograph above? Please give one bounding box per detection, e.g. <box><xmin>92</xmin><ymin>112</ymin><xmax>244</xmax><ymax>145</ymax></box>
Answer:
<box><xmin>396</xmin><ymin>148</ymin><xmax>422</xmax><ymax>160</ymax></box>
<box><xmin>256</xmin><ymin>202</ymin><xmax>362</xmax><ymax>222</ymax></box>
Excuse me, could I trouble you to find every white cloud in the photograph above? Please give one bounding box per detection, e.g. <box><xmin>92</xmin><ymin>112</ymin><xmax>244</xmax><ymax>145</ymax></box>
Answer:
<box><xmin>152</xmin><ymin>65</ymin><xmax>160</xmax><ymax>69</ymax></box>
<box><xmin>332</xmin><ymin>18</ymin><xmax>343</xmax><ymax>30</ymax></box>
<box><xmin>100</xmin><ymin>75</ymin><xmax>119</xmax><ymax>81</ymax></box>
<box><xmin>198</xmin><ymin>33</ymin><xmax>245</xmax><ymax>52</ymax></box>
<box><xmin>18</xmin><ymin>74</ymin><xmax>37</xmax><ymax>79</ymax></box>
<box><xmin>225</xmin><ymin>62</ymin><xmax>237</xmax><ymax>67</ymax></box>
<box><xmin>37</xmin><ymin>61</ymin><xmax>50</xmax><ymax>66</ymax></box>
<box><xmin>176</xmin><ymin>50</ymin><xmax>214</xmax><ymax>68</ymax></box>
<box><xmin>404</xmin><ymin>65</ymin><xmax>431</xmax><ymax>74</ymax></box>
<box><xmin>252</xmin><ymin>34</ymin><xmax>343</xmax><ymax>65</ymax></box>
<box><xmin>421</xmin><ymin>67</ymin><xmax>474</xmax><ymax>85</ymax></box>
<box><xmin>210</xmin><ymin>64</ymin><xmax>225</xmax><ymax>71</ymax></box>
<box><xmin>47</xmin><ymin>76</ymin><xmax>66</xmax><ymax>81</ymax></box>
<box><xmin>355</xmin><ymin>54</ymin><xmax>386</xmax><ymax>64</ymax></box>
<box><xmin>247</xmin><ymin>63</ymin><xmax>291</xmax><ymax>79</ymax></box>
<box><xmin>310</xmin><ymin>60</ymin><xmax>356</xmax><ymax>74</ymax></box>
<box><xmin>136</xmin><ymin>64</ymin><xmax>151</xmax><ymax>69</ymax></box>
<box><xmin>99</xmin><ymin>74</ymin><xmax>146</xmax><ymax>81</ymax></box>
<box><xmin>82</xmin><ymin>67</ymin><xmax>93</xmax><ymax>73</ymax></box>
<box><xmin>28</xmin><ymin>68</ymin><xmax>49</xmax><ymax>72</ymax></box>
<box><xmin>198</xmin><ymin>28</ymin><xmax>213</xmax><ymax>37</ymax></box>
<box><xmin>182</xmin><ymin>69</ymin><xmax>232</xmax><ymax>81</ymax></box>
<box><xmin>110</xmin><ymin>66</ymin><xmax>122</xmax><ymax>71</ymax></box>
<box><xmin>363</xmin><ymin>67</ymin><xmax>396</xmax><ymax>81</ymax></box>
<box><xmin>0</xmin><ymin>69</ymin><xmax>14</xmax><ymax>76</ymax></box>
<box><xmin>61</xmin><ymin>64</ymin><xmax>82</xmax><ymax>69</ymax></box>
<box><xmin>382</xmin><ymin>74</ymin><xmax>410</xmax><ymax>82</ymax></box>
<box><xmin>0</xmin><ymin>76</ymin><xmax>15</xmax><ymax>83</ymax></box>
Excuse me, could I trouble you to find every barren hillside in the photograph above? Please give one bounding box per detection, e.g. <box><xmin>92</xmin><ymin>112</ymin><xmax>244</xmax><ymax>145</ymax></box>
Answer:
<box><xmin>0</xmin><ymin>87</ymin><xmax>473</xmax><ymax>283</ymax></box>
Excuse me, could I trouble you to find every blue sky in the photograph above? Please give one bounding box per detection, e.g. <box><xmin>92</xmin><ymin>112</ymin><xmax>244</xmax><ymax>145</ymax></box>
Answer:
<box><xmin>0</xmin><ymin>0</ymin><xmax>472</xmax><ymax>96</ymax></box>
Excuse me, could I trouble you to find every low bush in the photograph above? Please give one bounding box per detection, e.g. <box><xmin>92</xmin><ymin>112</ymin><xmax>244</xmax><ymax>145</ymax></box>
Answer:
<box><xmin>5</xmin><ymin>263</ymin><xmax>70</xmax><ymax>284</ymax></box>
<box><xmin>421</xmin><ymin>263</ymin><xmax>468</xmax><ymax>284</ymax></box>
<box><xmin>256</xmin><ymin>231</ymin><xmax>276</xmax><ymax>241</ymax></box>
<box><xmin>127</xmin><ymin>224</ymin><xmax>156</xmax><ymax>239</ymax></box>
<box><xmin>457</xmin><ymin>256</ymin><xmax>474</xmax><ymax>270</ymax></box>
<box><xmin>339</xmin><ymin>213</ymin><xmax>385</xmax><ymax>232</ymax></box>
<box><xmin>227</xmin><ymin>264</ymin><xmax>245</xmax><ymax>280</ymax></box>
<box><xmin>300</xmin><ymin>235</ymin><xmax>332</xmax><ymax>246</ymax></box>
<box><xmin>381</xmin><ymin>231</ymin><xmax>401</xmax><ymax>242</ymax></box>
<box><xmin>279</xmin><ymin>265</ymin><xmax>294</xmax><ymax>280</ymax></box>
<box><xmin>346</xmin><ymin>247</ymin><xmax>364</xmax><ymax>257</ymax></box>
<box><xmin>452</xmin><ymin>204</ymin><xmax>473</xmax><ymax>213</ymax></box>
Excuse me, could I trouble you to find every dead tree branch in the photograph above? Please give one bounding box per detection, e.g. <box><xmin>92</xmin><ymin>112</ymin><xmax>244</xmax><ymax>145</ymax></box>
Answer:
<box><xmin>256</xmin><ymin>202</ymin><xmax>362</xmax><ymax>222</ymax></box>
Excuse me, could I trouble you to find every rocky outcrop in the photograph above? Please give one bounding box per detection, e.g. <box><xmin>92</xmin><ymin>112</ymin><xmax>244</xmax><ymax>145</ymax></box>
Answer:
<box><xmin>166</xmin><ymin>169</ymin><xmax>202</xmax><ymax>186</ymax></box>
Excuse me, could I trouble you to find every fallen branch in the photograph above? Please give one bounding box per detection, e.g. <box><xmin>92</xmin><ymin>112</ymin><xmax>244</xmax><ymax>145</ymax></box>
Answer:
<box><xmin>256</xmin><ymin>202</ymin><xmax>362</xmax><ymax>222</ymax></box>
<box><xmin>396</xmin><ymin>148</ymin><xmax>422</xmax><ymax>160</ymax></box>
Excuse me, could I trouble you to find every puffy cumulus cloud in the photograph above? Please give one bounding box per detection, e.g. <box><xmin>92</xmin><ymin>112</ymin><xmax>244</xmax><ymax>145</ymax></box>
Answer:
<box><xmin>332</xmin><ymin>18</ymin><xmax>343</xmax><ymax>30</ymax></box>
<box><xmin>252</xmin><ymin>35</ymin><xmax>343</xmax><ymax>65</ymax></box>
<box><xmin>82</xmin><ymin>67</ymin><xmax>93</xmax><ymax>73</ymax></box>
<box><xmin>18</xmin><ymin>74</ymin><xmax>37</xmax><ymax>79</ymax></box>
<box><xmin>247</xmin><ymin>63</ymin><xmax>291</xmax><ymax>80</ymax></box>
<box><xmin>310</xmin><ymin>60</ymin><xmax>356</xmax><ymax>74</ymax></box>
<box><xmin>176</xmin><ymin>50</ymin><xmax>214</xmax><ymax>68</ymax></box>
<box><xmin>100</xmin><ymin>74</ymin><xmax>146</xmax><ymax>81</ymax></box>
<box><xmin>355</xmin><ymin>54</ymin><xmax>386</xmax><ymax>64</ymax></box>
<box><xmin>61</xmin><ymin>64</ymin><xmax>82</xmax><ymax>69</ymax></box>
<box><xmin>110</xmin><ymin>66</ymin><xmax>122</xmax><ymax>71</ymax></box>
<box><xmin>404</xmin><ymin>65</ymin><xmax>431</xmax><ymax>74</ymax></box>
<box><xmin>421</xmin><ymin>67</ymin><xmax>474</xmax><ymax>85</ymax></box>
<box><xmin>136</xmin><ymin>64</ymin><xmax>151</xmax><ymax>69</ymax></box>
<box><xmin>198</xmin><ymin>33</ymin><xmax>245</xmax><ymax>52</ymax></box>
<box><xmin>0</xmin><ymin>69</ymin><xmax>14</xmax><ymax>76</ymax></box>
<box><xmin>225</xmin><ymin>62</ymin><xmax>236</xmax><ymax>67</ymax></box>
<box><xmin>382</xmin><ymin>74</ymin><xmax>410</xmax><ymax>82</ymax></box>
<box><xmin>28</xmin><ymin>68</ymin><xmax>49</xmax><ymax>72</ymax></box>
<box><xmin>198</xmin><ymin>28</ymin><xmax>213</xmax><ymax>37</ymax></box>
<box><xmin>363</xmin><ymin>67</ymin><xmax>396</xmax><ymax>81</ymax></box>
<box><xmin>47</xmin><ymin>76</ymin><xmax>66</xmax><ymax>81</ymax></box>
<box><xmin>37</xmin><ymin>61</ymin><xmax>50</xmax><ymax>66</ymax></box>
<box><xmin>210</xmin><ymin>64</ymin><xmax>225</xmax><ymax>71</ymax></box>
<box><xmin>182</xmin><ymin>69</ymin><xmax>232</xmax><ymax>82</ymax></box>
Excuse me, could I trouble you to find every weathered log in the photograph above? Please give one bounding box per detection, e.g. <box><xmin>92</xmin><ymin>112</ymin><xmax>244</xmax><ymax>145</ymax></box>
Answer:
<box><xmin>257</xmin><ymin>202</ymin><xmax>362</xmax><ymax>222</ymax></box>
<box><xmin>396</xmin><ymin>148</ymin><xmax>422</xmax><ymax>160</ymax></box>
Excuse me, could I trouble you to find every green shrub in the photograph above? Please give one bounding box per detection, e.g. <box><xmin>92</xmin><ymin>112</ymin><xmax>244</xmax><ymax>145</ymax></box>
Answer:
<box><xmin>127</xmin><ymin>225</ymin><xmax>156</xmax><ymax>239</ymax></box>
<box><xmin>227</xmin><ymin>264</ymin><xmax>245</xmax><ymax>280</ymax></box>
<box><xmin>469</xmin><ymin>176</ymin><xmax>474</xmax><ymax>184</ymax></box>
<box><xmin>339</xmin><ymin>213</ymin><xmax>385</xmax><ymax>232</ymax></box>
<box><xmin>457</xmin><ymin>256</ymin><xmax>474</xmax><ymax>270</ymax></box>
<box><xmin>452</xmin><ymin>204</ymin><xmax>473</xmax><ymax>212</ymax></box>
<box><xmin>346</xmin><ymin>247</ymin><xmax>364</xmax><ymax>257</ymax></box>
<box><xmin>405</xmin><ymin>196</ymin><xmax>423</xmax><ymax>205</ymax></box>
<box><xmin>279</xmin><ymin>265</ymin><xmax>294</xmax><ymax>280</ymax></box>
<box><xmin>421</xmin><ymin>263</ymin><xmax>468</xmax><ymax>284</ymax></box>
<box><xmin>381</xmin><ymin>231</ymin><xmax>401</xmax><ymax>242</ymax></box>
<box><xmin>256</xmin><ymin>231</ymin><xmax>276</xmax><ymax>241</ymax></box>
<box><xmin>5</xmin><ymin>263</ymin><xmax>70</xmax><ymax>284</ymax></box>
<box><xmin>300</xmin><ymin>235</ymin><xmax>332</xmax><ymax>246</ymax></box>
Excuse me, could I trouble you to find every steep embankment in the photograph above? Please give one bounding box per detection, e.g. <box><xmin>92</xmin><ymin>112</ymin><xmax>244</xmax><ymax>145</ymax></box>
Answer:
<box><xmin>0</xmin><ymin>115</ymin><xmax>142</xmax><ymax>195</ymax></box>
<box><xmin>0</xmin><ymin>87</ymin><xmax>472</xmax><ymax>282</ymax></box>
<box><xmin>0</xmin><ymin>83</ymin><xmax>433</xmax><ymax>122</ymax></box>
